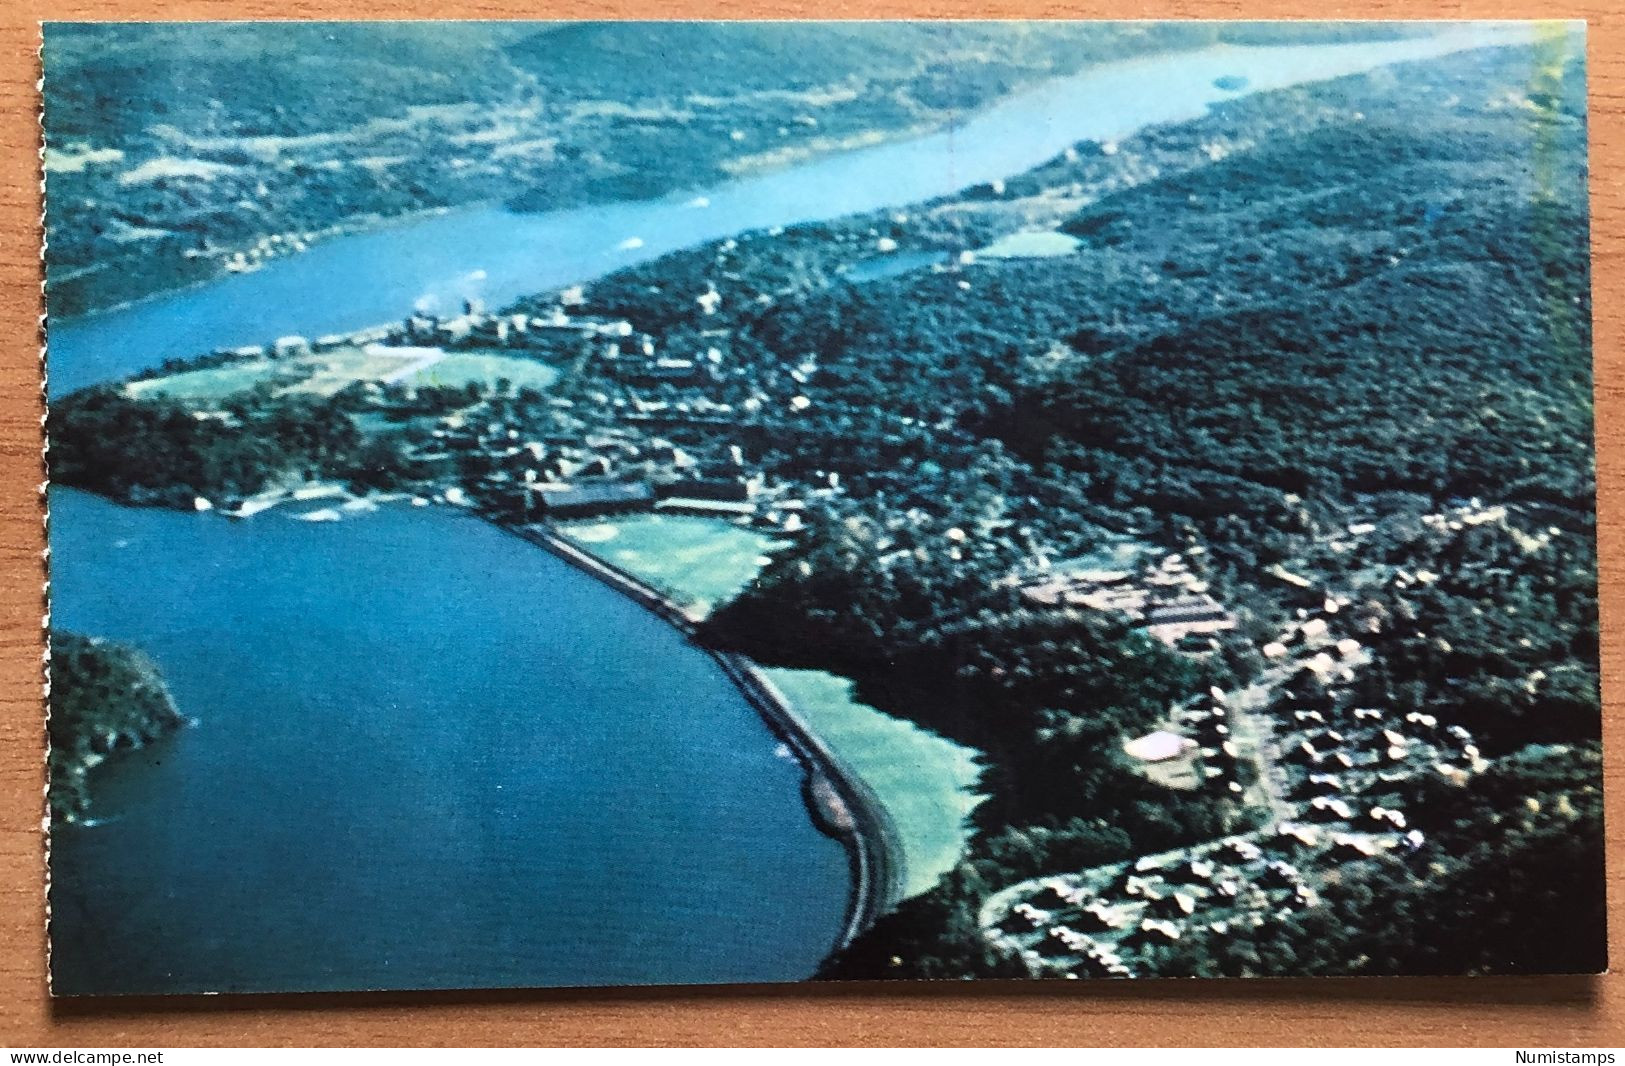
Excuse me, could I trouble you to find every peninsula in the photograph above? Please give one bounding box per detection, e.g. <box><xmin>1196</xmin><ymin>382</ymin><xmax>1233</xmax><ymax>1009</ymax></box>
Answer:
<box><xmin>48</xmin><ymin>632</ymin><xmax>186</xmax><ymax>824</ymax></box>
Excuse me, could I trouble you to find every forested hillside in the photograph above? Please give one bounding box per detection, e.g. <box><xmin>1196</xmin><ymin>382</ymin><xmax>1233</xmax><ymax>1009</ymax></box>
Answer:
<box><xmin>680</xmin><ymin>38</ymin><xmax>1600</xmax><ymax>977</ymax></box>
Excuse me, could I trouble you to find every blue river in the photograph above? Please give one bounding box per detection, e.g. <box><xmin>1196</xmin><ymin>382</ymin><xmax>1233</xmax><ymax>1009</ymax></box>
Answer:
<box><xmin>47</xmin><ymin>27</ymin><xmax>1523</xmax><ymax>396</ymax></box>
<box><xmin>46</xmin><ymin>28</ymin><xmax>1526</xmax><ymax>995</ymax></box>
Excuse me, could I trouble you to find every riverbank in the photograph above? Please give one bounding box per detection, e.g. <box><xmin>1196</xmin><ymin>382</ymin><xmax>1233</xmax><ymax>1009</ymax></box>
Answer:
<box><xmin>509</xmin><ymin>520</ymin><xmax>903</xmax><ymax>948</ymax></box>
<box><xmin>553</xmin><ymin>513</ymin><xmax>986</xmax><ymax>901</ymax></box>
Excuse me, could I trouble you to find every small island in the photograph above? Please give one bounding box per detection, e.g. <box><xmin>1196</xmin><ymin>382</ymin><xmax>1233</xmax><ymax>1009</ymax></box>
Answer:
<box><xmin>49</xmin><ymin>632</ymin><xmax>186</xmax><ymax>824</ymax></box>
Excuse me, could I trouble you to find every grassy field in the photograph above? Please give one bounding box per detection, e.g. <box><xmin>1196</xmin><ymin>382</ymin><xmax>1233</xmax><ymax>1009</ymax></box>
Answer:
<box><xmin>561</xmin><ymin>513</ymin><xmax>780</xmax><ymax>616</ymax></box>
<box><xmin>125</xmin><ymin>360</ymin><xmax>281</xmax><ymax>401</ymax></box>
<box><xmin>764</xmin><ymin>668</ymin><xmax>984</xmax><ymax>900</ymax></box>
<box><xmin>289</xmin><ymin>347</ymin><xmax>425</xmax><ymax>396</ymax></box>
<box><xmin>128</xmin><ymin>345</ymin><xmax>561</xmax><ymax>402</ymax></box>
<box><xmin>560</xmin><ymin>512</ymin><xmax>986</xmax><ymax>897</ymax></box>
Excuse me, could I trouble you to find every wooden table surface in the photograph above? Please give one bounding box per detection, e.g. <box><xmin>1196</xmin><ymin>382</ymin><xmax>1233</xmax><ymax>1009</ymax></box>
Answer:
<box><xmin>1</xmin><ymin>0</ymin><xmax>1621</xmax><ymax>1047</ymax></box>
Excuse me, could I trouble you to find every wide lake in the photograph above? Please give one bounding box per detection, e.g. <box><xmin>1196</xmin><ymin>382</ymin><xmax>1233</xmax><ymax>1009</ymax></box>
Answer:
<box><xmin>49</xmin><ymin>489</ymin><xmax>848</xmax><ymax>994</ymax></box>
<box><xmin>47</xmin><ymin>28</ymin><xmax>1528</xmax><ymax>994</ymax></box>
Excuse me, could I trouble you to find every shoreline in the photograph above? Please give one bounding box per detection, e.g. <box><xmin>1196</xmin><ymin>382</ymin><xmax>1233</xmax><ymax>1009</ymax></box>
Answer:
<box><xmin>506</xmin><ymin>520</ymin><xmax>904</xmax><ymax>953</ymax></box>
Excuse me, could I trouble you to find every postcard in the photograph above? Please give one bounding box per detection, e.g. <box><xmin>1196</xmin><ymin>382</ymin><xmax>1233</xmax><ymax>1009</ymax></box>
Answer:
<box><xmin>40</xmin><ymin>20</ymin><xmax>1603</xmax><ymax>994</ymax></box>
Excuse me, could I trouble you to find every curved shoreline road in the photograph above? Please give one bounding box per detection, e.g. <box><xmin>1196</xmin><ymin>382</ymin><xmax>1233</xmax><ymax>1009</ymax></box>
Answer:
<box><xmin>504</xmin><ymin>520</ymin><xmax>904</xmax><ymax>954</ymax></box>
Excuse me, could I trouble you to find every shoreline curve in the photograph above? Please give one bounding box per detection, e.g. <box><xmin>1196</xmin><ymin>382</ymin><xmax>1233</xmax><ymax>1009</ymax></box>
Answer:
<box><xmin>501</xmin><ymin>518</ymin><xmax>904</xmax><ymax>955</ymax></box>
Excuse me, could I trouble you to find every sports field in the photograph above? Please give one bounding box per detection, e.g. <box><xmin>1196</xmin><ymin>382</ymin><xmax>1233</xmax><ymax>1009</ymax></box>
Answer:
<box><xmin>125</xmin><ymin>360</ymin><xmax>282</xmax><ymax>401</ymax></box>
<box><xmin>764</xmin><ymin>668</ymin><xmax>984</xmax><ymax>900</ymax></box>
<box><xmin>560</xmin><ymin>513</ymin><xmax>779</xmax><ymax>616</ymax></box>
<box><xmin>127</xmin><ymin>345</ymin><xmax>560</xmax><ymax>402</ymax></box>
<box><xmin>404</xmin><ymin>351</ymin><xmax>561</xmax><ymax>391</ymax></box>
<box><xmin>560</xmin><ymin>512</ymin><xmax>987</xmax><ymax>897</ymax></box>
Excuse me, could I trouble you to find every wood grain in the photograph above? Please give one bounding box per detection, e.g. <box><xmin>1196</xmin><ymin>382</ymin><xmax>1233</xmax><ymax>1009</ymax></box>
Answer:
<box><xmin>2</xmin><ymin>2</ymin><xmax>1622</xmax><ymax>1048</ymax></box>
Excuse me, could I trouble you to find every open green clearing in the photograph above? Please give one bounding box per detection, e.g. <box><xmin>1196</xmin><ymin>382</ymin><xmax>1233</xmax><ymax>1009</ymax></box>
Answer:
<box><xmin>975</xmin><ymin>229</ymin><xmax>1082</xmax><ymax>259</ymax></box>
<box><xmin>561</xmin><ymin>513</ymin><xmax>988</xmax><ymax>897</ymax></box>
<box><xmin>764</xmin><ymin>667</ymin><xmax>984</xmax><ymax>900</ymax></box>
<box><xmin>127</xmin><ymin>346</ymin><xmax>560</xmax><ymax>403</ymax></box>
<box><xmin>560</xmin><ymin>513</ymin><xmax>780</xmax><ymax>616</ymax></box>
<box><xmin>125</xmin><ymin>360</ymin><xmax>282</xmax><ymax>401</ymax></box>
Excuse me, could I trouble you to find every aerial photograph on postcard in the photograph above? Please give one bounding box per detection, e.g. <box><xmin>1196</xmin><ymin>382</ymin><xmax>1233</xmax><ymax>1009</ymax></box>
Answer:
<box><xmin>40</xmin><ymin>20</ymin><xmax>1603</xmax><ymax>994</ymax></box>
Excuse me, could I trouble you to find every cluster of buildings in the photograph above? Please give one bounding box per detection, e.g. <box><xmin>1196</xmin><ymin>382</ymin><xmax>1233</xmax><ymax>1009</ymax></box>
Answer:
<box><xmin>1121</xmin><ymin>687</ymin><xmax>1251</xmax><ymax>800</ymax></box>
<box><xmin>410</xmin><ymin>406</ymin><xmax>799</xmax><ymax>528</ymax></box>
<box><xmin>986</xmin><ymin>549</ymin><xmax>1490</xmax><ymax>978</ymax></box>
<box><xmin>1020</xmin><ymin>551</ymin><xmax>1237</xmax><ymax>652</ymax></box>
<box><xmin>985</xmin><ymin>827</ymin><xmax>1349</xmax><ymax>978</ymax></box>
<box><xmin>214</xmin><ymin>296</ymin><xmax>810</xmax><ymax>531</ymax></box>
<box><xmin>399</xmin><ymin>301</ymin><xmax>639</xmax><ymax>355</ymax></box>
<box><xmin>219</xmin><ymin>301</ymin><xmax>645</xmax><ymax>369</ymax></box>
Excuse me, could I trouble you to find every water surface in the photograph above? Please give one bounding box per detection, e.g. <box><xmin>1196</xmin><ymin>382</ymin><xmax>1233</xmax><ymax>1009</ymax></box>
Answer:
<box><xmin>49</xmin><ymin>489</ymin><xmax>848</xmax><ymax>994</ymax></box>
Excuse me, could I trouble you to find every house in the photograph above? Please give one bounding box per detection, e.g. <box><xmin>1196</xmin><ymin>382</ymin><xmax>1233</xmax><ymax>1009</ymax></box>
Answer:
<box><xmin>1271</xmin><ymin>824</ymin><xmax>1320</xmax><ymax>851</ymax></box>
<box><xmin>1368</xmin><ymin>806</ymin><xmax>1407</xmax><ymax>830</ymax></box>
<box><xmin>272</xmin><ymin>335</ymin><xmax>310</xmax><ymax>358</ymax></box>
<box><xmin>533</xmin><ymin>481</ymin><xmax>655</xmax><ymax>519</ymax></box>
<box><xmin>999</xmin><ymin>903</ymin><xmax>1045</xmax><ymax>933</ymax></box>
<box><xmin>1072</xmin><ymin>901</ymin><xmax>1129</xmax><ymax>933</ymax></box>
<box><xmin>1307</xmin><ymin>796</ymin><xmax>1355</xmax><ymax>822</ymax></box>
<box><xmin>1027</xmin><ymin>882</ymin><xmax>1085</xmax><ymax>911</ymax></box>
<box><xmin>1147</xmin><ymin>892</ymin><xmax>1199</xmax><ymax>919</ymax></box>
<box><xmin>1404</xmin><ymin>711</ymin><xmax>1440</xmax><ymax>732</ymax></box>
<box><xmin>1267</xmin><ymin>564</ymin><xmax>1314</xmax><ymax>590</ymax></box>
<box><xmin>1165</xmin><ymin>859</ymin><xmax>1217</xmax><ymax>885</ymax></box>
<box><xmin>1299</xmin><ymin>618</ymin><xmax>1330</xmax><ymax>643</ymax></box>
<box><xmin>1123</xmin><ymin>730</ymin><xmax>1196</xmax><ymax>763</ymax></box>
<box><xmin>1076</xmin><ymin>944</ymin><xmax>1133</xmax><ymax>978</ymax></box>
<box><xmin>1214</xmin><ymin>838</ymin><xmax>1262</xmax><ymax>864</ymax></box>
<box><xmin>1036</xmin><ymin>926</ymin><xmax>1082</xmax><ymax>958</ymax></box>
<box><xmin>1284</xmin><ymin>740</ymin><xmax>1325</xmax><ymax>767</ymax></box>
<box><xmin>1127</xmin><ymin>919</ymin><xmax>1183</xmax><ymax>946</ymax></box>
<box><xmin>1329</xmin><ymin>834</ymin><xmax>1385</xmax><ymax>861</ymax></box>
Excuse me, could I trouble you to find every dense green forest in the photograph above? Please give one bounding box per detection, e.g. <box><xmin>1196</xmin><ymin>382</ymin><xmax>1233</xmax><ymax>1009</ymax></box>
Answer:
<box><xmin>50</xmin><ymin>387</ymin><xmax>377</xmax><ymax>507</ymax></box>
<box><xmin>49</xmin><ymin>632</ymin><xmax>185</xmax><ymax>822</ymax></box>
<box><xmin>687</xmin><ymin>40</ymin><xmax>1600</xmax><ymax>977</ymax></box>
